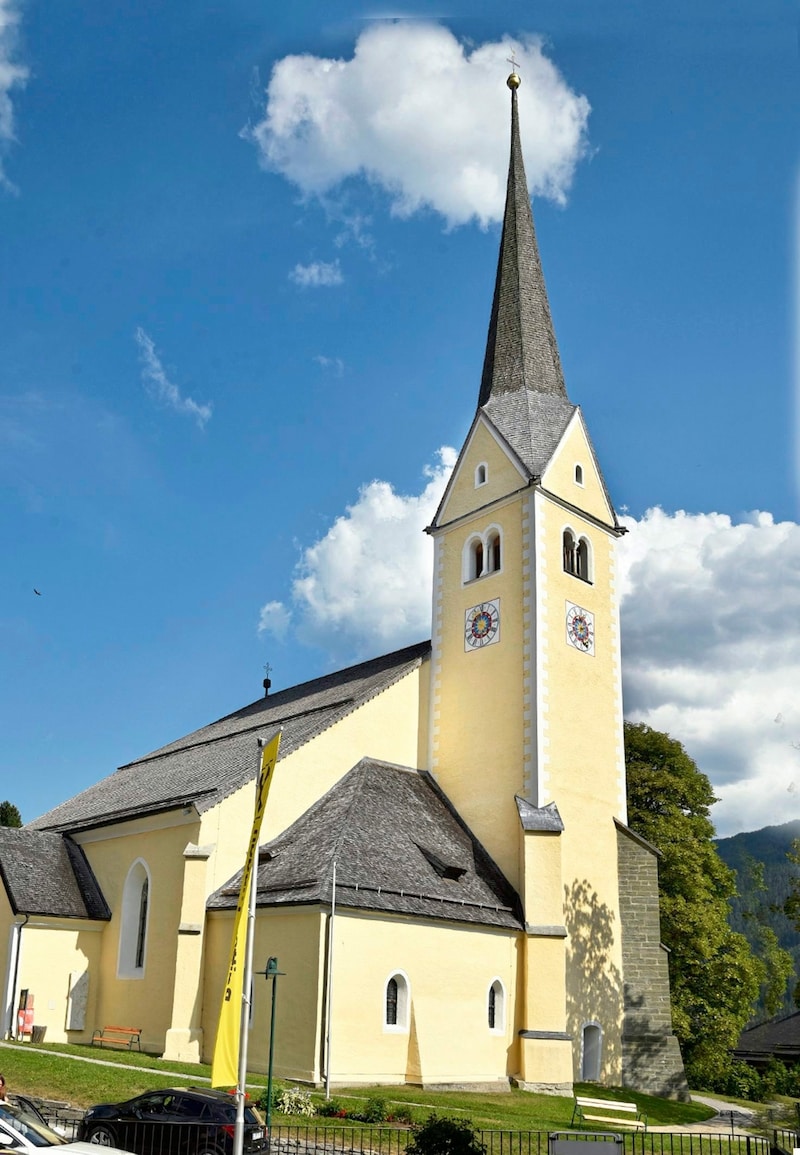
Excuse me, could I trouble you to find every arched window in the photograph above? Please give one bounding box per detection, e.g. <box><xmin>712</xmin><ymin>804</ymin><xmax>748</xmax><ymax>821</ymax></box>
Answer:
<box><xmin>563</xmin><ymin>530</ymin><xmax>591</xmax><ymax>582</ymax></box>
<box><xmin>384</xmin><ymin>971</ymin><xmax>409</xmax><ymax>1031</ymax></box>
<box><xmin>470</xmin><ymin>539</ymin><xmax>484</xmax><ymax>580</ymax></box>
<box><xmin>464</xmin><ymin>529</ymin><xmax>502</xmax><ymax>583</ymax></box>
<box><xmin>581</xmin><ymin>1022</ymin><xmax>603</xmax><ymax>1080</ymax></box>
<box><xmin>486</xmin><ymin>531</ymin><xmax>501</xmax><ymax>574</ymax></box>
<box><xmin>576</xmin><ymin>537</ymin><xmax>590</xmax><ymax>581</ymax></box>
<box><xmin>118</xmin><ymin>859</ymin><xmax>151</xmax><ymax>978</ymax></box>
<box><xmin>563</xmin><ymin>529</ymin><xmax>576</xmax><ymax>574</ymax></box>
<box><xmin>475</xmin><ymin>463</ymin><xmax>488</xmax><ymax>487</ymax></box>
<box><xmin>575</xmin><ymin>464</ymin><xmax>584</xmax><ymax>486</ymax></box>
<box><xmin>487</xmin><ymin>979</ymin><xmax>505</xmax><ymax>1032</ymax></box>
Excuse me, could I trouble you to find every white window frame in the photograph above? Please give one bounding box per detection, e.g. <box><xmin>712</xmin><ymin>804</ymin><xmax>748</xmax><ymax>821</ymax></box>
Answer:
<box><xmin>117</xmin><ymin>858</ymin><xmax>151</xmax><ymax>979</ymax></box>
<box><xmin>487</xmin><ymin>977</ymin><xmax>506</xmax><ymax>1033</ymax></box>
<box><xmin>462</xmin><ymin>525</ymin><xmax>503</xmax><ymax>584</ymax></box>
<box><xmin>580</xmin><ymin>1021</ymin><xmax>603</xmax><ymax>1080</ymax></box>
<box><xmin>383</xmin><ymin>970</ymin><xmax>410</xmax><ymax>1033</ymax></box>
<box><xmin>574</xmin><ymin>463</ymin><xmax>584</xmax><ymax>486</ymax></box>
<box><xmin>475</xmin><ymin>462</ymin><xmax>488</xmax><ymax>488</ymax></box>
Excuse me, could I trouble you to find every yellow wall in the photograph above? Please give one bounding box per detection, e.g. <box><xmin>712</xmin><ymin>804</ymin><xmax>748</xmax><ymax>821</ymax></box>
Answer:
<box><xmin>431</xmin><ymin>423</ymin><xmax>529</xmax><ymax>887</ymax></box>
<box><xmin>200</xmin><ymin>667</ymin><xmax>428</xmax><ymax>899</ymax></box>
<box><xmin>75</xmin><ymin>815</ymin><xmax>201</xmax><ymax>1053</ymax></box>
<box><xmin>2</xmin><ymin>914</ymin><xmax>104</xmax><ymax>1044</ymax></box>
<box><xmin>203</xmin><ymin>907</ymin><xmax>326</xmax><ymax>1082</ymax></box>
<box><xmin>329</xmin><ymin>911</ymin><xmax>518</xmax><ymax>1086</ymax></box>
<box><xmin>537</xmin><ymin>416</ymin><xmax>626</xmax><ymax>1081</ymax></box>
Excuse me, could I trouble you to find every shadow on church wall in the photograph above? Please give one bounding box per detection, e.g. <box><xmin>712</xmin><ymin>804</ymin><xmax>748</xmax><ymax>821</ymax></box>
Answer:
<box><xmin>564</xmin><ymin>878</ymin><xmax>623</xmax><ymax>1082</ymax></box>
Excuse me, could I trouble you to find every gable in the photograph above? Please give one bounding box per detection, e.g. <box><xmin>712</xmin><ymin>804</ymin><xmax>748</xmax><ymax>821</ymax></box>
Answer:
<box><xmin>541</xmin><ymin>408</ymin><xmax>617</xmax><ymax>526</ymax></box>
<box><xmin>435</xmin><ymin>415</ymin><xmax>528</xmax><ymax>528</ymax></box>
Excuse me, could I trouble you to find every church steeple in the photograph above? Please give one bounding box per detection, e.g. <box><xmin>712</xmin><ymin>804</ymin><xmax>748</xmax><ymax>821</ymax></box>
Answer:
<box><xmin>478</xmin><ymin>73</ymin><xmax>568</xmax><ymax>408</ymax></box>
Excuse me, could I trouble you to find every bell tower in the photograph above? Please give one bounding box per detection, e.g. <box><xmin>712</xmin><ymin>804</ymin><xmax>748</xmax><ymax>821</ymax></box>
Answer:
<box><xmin>426</xmin><ymin>71</ymin><xmax>630</xmax><ymax>1090</ymax></box>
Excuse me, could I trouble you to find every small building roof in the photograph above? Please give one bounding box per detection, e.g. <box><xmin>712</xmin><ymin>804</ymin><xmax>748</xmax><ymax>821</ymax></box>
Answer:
<box><xmin>208</xmin><ymin>757</ymin><xmax>524</xmax><ymax>931</ymax></box>
<box><xmin>735</xmin><ymin>1010</ymin><xmax>800</xmax><ymax>1065</ymax></box>
<box><xmin>0</xmin><ymin>828</ymin><xmax>110</xmax><ymax>919</ymax></box>
<box><xmin>30</xmin><ymin>640</ymin><xmax>431</xmax><ymax>834</ymax></box>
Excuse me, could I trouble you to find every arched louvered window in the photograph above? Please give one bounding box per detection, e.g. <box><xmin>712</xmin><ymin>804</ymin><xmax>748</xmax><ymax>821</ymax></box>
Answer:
<box><xmin>118</xmin><ymin>859</ymin><xmax>151</xmax><ymax>978</ymax></box>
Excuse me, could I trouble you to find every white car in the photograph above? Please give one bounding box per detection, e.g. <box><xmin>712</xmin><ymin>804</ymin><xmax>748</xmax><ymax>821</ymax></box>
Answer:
<box><xmin>0</xmin><ymin>1103</ymin><xmax>132</xmax><ymax>1155</ymax></box>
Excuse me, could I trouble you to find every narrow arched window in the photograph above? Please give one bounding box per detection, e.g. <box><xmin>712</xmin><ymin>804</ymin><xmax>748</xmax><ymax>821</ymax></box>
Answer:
<box><xmin>563</xmin><ymin>530</ymin><xmax>576</xmax><ymax>575</ymax></box>
<box><xmin>386</xmin><ymin>978</ymin><xmax>398</xmax><ymax>1026</ymax></box>
<box><xmin>475</xmin><ymin>463</ymin><xmax>488</xmax><ymax>487</ymax></box>
<box><xmin>575</xmin><ymin>464</ymin><xmax>584</xmax><ymax>485</ymax></box>
<box><xmin>118</xmin><ymin>859</ymin><xmax>151</xmax><ymax>978</ymax></box>
<box><xmin>384</xmin><ymin>972</ymin><xmax>409</xmax><ymax>1031</ymax></box>
<box><xmin>576</xmin><ymin>538</ymin><xmax>590</xmax><ymax>581</ymax></box>
<box><xmin>471</xmin><ymin>539</ymin><xmax>483</xmax><ymax>580</ymax></box>
<box><xmin>487</xmin><ymin>979</ymin><xmax>505</xmax><ymax>1032</ymax></box>
<box><xmin>135</xmin><ymin>877</ymin><xmax>149</xmax><ymax>969</ymax></box>
<box><xmin>486</xmin><ymin>531</ymin><xmax>501</xmax><ymax>574</ymax></box>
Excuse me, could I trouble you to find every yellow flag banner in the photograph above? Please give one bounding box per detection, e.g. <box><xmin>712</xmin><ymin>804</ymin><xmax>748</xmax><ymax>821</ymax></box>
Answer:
<box><xmin>211</xmin><ymin>730</ymin><xmax>282</xmax><ymax>1089</ymax></box>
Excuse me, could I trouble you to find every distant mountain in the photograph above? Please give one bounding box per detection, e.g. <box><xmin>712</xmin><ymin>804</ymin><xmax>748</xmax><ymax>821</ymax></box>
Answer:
<box><xmin>716</xmin><ymin>820</ymin><xmax>800</xmax><ymax>1022</ymax></box>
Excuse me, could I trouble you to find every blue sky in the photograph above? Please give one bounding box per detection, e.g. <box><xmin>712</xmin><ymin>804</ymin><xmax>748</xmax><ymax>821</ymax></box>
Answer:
<box><xmin>1</xmin><ymin>0</ymin><xmax>798</xmax><ymax>835</ymax></box>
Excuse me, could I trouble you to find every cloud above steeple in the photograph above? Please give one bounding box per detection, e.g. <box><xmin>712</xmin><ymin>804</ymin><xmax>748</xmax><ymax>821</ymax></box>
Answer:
<box><xmin>247</xmin><ymin>23</ymin><xmax>590</xmax><ymax>228</ymax></box>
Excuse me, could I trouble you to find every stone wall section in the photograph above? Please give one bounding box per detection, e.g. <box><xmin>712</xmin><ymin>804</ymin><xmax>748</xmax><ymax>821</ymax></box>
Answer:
<box><xmin>616</xmin><ymin>824</ymin><xmax>690</xmax><ymax>1100</ymax></box>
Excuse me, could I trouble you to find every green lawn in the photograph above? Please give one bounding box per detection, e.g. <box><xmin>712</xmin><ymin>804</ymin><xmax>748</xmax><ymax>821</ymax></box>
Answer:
<box><xmin>0</xmin><ymin>1040</ymin><xmax>714</xmax><ymax>1130</ymax></box>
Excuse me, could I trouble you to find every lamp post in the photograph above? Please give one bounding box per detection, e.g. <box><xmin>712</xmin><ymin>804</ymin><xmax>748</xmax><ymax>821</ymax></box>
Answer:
<box><xmin>263</xmin><ymin>957</ymin><xmax>283</xmax><ymax>1140</ymax></box>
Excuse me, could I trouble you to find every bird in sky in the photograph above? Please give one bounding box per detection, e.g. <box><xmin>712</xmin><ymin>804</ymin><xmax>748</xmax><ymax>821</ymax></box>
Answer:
<box><xmin>33</xmin><ymin>589</ymin><xmax>42</xmax><ymax>596</ymax></box>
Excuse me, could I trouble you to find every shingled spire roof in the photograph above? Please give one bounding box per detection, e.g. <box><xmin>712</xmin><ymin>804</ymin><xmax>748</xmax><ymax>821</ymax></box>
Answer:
<box><xmin>479</xmin><ymin>73</ymin><xmax>568</xmax><ymax>407</ymax></box>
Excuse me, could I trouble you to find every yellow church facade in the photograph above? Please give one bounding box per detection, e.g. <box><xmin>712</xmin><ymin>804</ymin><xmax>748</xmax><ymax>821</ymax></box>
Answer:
<box><xmin>0</xmin><ymin>76</ymin><xmax>687</xmax><ymax>1098</ymax></box>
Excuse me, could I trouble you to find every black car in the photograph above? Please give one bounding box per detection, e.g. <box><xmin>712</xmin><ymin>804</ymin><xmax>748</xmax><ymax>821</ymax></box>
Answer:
<box><xmin>79</xmin><ymin>1089</ymin><xmax>267</xmax><ymax>1155</ymax></box>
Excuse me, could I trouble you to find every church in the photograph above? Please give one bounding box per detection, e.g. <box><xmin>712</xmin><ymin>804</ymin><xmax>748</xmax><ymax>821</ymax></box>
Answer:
<box><xmin>0</xmin><ymin>74</ymin><xmax>688</xmax><ymax>1098</ymax></box>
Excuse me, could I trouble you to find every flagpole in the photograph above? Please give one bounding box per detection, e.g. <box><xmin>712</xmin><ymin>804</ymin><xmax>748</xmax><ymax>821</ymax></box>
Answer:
<box><xmin>234</xmin><ymin>739</ymin><xmax>267</xmax><ymax>1155</ymax></box>
<box><xmin>324</xmin><ymin>859</ymin><xmax>336</xmax><ymax>1099</ymax></box>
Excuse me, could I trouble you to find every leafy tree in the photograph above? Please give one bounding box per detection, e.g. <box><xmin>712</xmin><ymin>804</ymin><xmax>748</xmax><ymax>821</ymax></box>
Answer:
<box><xmin>624</xmin><ymin>721</ymin><xmax>765</xmax><ymax>1086</ymax></box>
<box><xmin>0</xmin><ymin>801</ymin><xmax>22</xmax><ymax>828</ymax></box>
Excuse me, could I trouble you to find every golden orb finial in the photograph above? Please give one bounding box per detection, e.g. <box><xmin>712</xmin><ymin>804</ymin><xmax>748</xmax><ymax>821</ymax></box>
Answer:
<box><xmin>507</xmin><ymin>72</ymin><xmax>521</xmax><ymax>91</ymax></box>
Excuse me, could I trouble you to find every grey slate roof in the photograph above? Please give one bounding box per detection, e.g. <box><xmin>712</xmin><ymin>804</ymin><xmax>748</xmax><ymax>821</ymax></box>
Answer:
<box><xmin>478</xmin><ymin>83</ymin><xmax>568</xmax><ymax>408</ymax></box>
<box><xmin>0</xmin><ymin>828</ymin><xmax>110</xmax><ymax>919</ymax></box>
<box><xmin>482</xmin><ymin>390</ymin><xmax>576</xmax><ymax>479</ymax></box>
<box><xmin>208</xmin><ymin>757</ymin><xmax>524</xmax><ymax>931</ymax></box>
<box><xmin>30</xmin><ymin>641</ymin><xmax>431</xmax><ymax>834</ymax></box>
<box><xmin>516</xmin><ymin>797</ymin><xmax>564</xmax><ymax>832</ymax></box>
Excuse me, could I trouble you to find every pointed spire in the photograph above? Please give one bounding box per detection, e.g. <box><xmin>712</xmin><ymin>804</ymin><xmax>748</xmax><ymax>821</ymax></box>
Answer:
<box><xmin>478</xmin><ymin>73</ymin><xmax>568</xmax><ymax>407</ymax></box>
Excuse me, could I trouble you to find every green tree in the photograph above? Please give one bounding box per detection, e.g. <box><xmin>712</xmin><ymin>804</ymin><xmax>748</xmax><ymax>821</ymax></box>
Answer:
<box><xmin>0</xmin><ymin>800</ymin><xmax>22</xmax><ymax>827</ymax></box>
<box><xmin>624</xmin><ymin>721</ymin><xmax>765</xmax><ymax>1086</ymax></box>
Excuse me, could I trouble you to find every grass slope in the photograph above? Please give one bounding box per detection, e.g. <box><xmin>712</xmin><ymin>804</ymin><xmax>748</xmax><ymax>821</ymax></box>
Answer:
<box><xmin>0</xmin><ymin>1042</ymin><xmax>713</xmax><ymax>1129</ymax></box>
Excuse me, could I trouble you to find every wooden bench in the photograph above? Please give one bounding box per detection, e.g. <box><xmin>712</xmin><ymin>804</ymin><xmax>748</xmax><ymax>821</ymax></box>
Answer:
<box><xmin>90</xmin><ymin>1025</ymin><xmax>142</xmax><ymax>1051</ymax></box>
<box><xmin>571</xmin><ymin>1096</ymin><xmax>647</xmax><ymax>1132</ymax></box>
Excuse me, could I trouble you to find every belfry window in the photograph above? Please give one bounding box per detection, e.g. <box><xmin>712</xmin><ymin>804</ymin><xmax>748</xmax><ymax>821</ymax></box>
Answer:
<box><xmin>486</xmin><ymin>531</ymin><xmax>501</xmax><ymax>574</ymax></box>
<box><xmin>384</xmin><ymin>971</ymin><xmax>409</xmax><ymax>1031</ymax></box>
<box><xmin>563</xmin><ymin>530</ymin><xmax>591</xmax><ymax>582</ymax></box>
<box><xmin>469</xmin><ymin>539</ymin><xmax>483</xmax><ymax>581</ymax></box>
<box><xmin>464</xmin><ymin>528</ymin><xmax>502</xmax><ymax>583</ymax></box>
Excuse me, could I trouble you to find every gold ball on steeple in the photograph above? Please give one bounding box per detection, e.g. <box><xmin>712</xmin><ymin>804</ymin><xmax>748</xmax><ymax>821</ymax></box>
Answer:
<box><xmin>507</xmin><ymin>72</ymin><xmax>521</xmax><ymax>90</ymax></box>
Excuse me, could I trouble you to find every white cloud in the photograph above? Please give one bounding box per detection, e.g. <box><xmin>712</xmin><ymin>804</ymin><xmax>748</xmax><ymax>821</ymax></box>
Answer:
<box><xmin>0</xmin><ymin>0</ymin><xmax>28</xmax><ymax>190</ymax></box>
<box><xmin>289</xmin><ymin>260</ymin><xmax>343</xmax><ymax>287</ymax></box>
<box><xmin>617</xmin><ymin>507</ymin><xmax>800</xmax><ymax>837</ymax></box>
<box><xmin>249</xmin><ymin>23</ymin><xmax>590</xmax><ymax>228</ymax></box>
<box><xmin>259</xmin><ymin>448</ymin><xmax>456</xmax><ymax>655</ymax></box>
<box><xmin>314</xmin><ymin>354</ymin><xmax>345</xmax><ymax>376</ymax></box>
<box><xmin>257</xmin><ymin>600</ymin><xmax>292</xmax><ymax>640</ymax></box>
<box><xmin>135</xmin><ymin>328</ymin><xmax>212</xmax><ymax>428</ymax></box>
